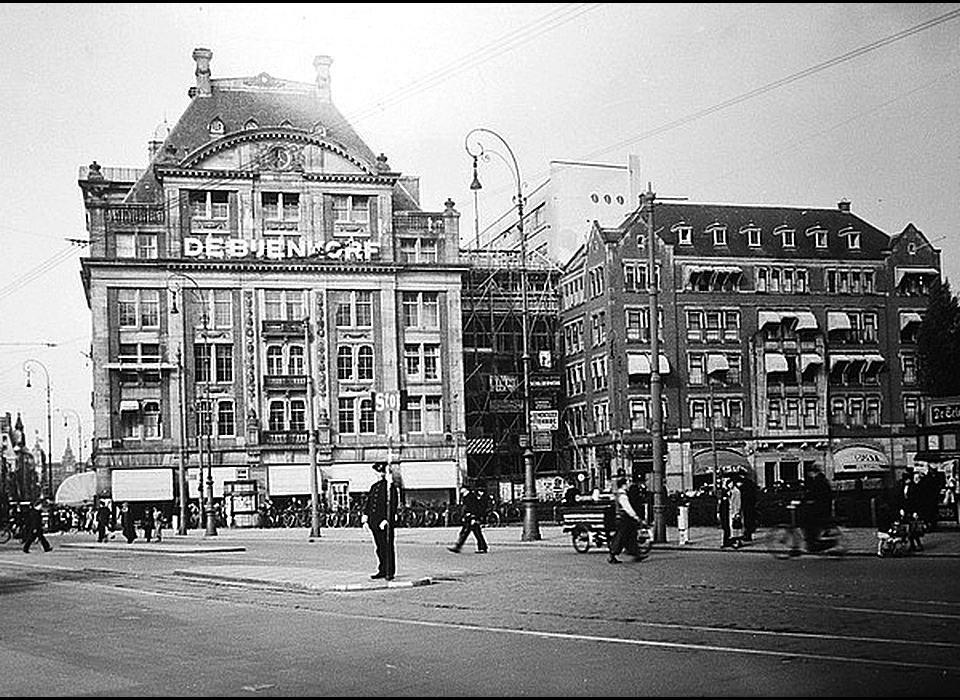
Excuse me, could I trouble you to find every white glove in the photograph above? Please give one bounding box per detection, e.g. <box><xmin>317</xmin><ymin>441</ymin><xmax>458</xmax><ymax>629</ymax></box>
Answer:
<box><xmin>379</xmin><ymin>520</ymin><xmax>388</xmax><ymax>531</ymax></box>
<box><xmin>361</xmin><ymin>514</ymin><xmax>369</xmax><ymax>526</ymax></box>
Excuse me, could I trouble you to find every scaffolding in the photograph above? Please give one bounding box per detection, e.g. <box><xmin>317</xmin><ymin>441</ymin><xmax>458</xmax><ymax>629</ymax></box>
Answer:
<box><xmin>460</xmin><ymin>247</ymin><xmax>562</xmax><ymax>489</ymax></box>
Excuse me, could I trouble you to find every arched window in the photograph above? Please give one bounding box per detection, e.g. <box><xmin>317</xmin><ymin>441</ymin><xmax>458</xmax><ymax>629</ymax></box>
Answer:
<box><xmin>357</xmin><ymin>346</ymin><xmax>374</xmax><ymax>380</ymax></box>
<box><xmin>143</xmin><ymin>401</ymin><xmax>161</xmax><ymax>439</ymax></box>
<box><xmin>208</xmin><ymin>118</ymin><xmax>225</xmax><ymax>136</ymax></box>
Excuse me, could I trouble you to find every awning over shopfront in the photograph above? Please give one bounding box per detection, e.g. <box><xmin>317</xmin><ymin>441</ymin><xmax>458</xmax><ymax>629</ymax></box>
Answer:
<box><xmin>706</xmin><ymin>353</ymin><xmax>729</xmax><ymax>376</ymax></box>
<box><xmin>119</xmin><ymin>399</ymin><xmax>140</xmax><ymax>413</ymax></box>
<box><xmin>833</xmin><ymin>445</ymin><xmax>890</xmax><ymax>479</ymax></box>
<box><xmin>269</xmin><ymin>460</ymin><xmax>462</xmax><ymax>496</ymax></box>
<box><xmin>899</xmin><ymin>311</ymin><xmax>922</xmax><ymax>330</ymax></box>
<box><xmin>827</xmin><ymin>311</ymin><xmax>852</xmax><ymax>331</ymax></box>
<box><xmin>864</xmin><ymin>354</ymin><xmax>886</xmax><ymax>375</ymax></box>
<box><xmin>54</xmin><ymin>471</ymin><xmax>101</xmax><ymax>506</ymax></box>
<box><xmin>693</xmin><ymin>448</ymin><xmax>750</xmax><ymax>475</ymax></box>
<box><xmin>764</xmin><ymin>353</ymin><xmax>789</xmax><ymax>374</ymax></box>
<box><xmin>397</xmin><ymin>460</ymin><xmax>460</xmax><ymax>490</ymax></box>
<box><xmin>112</xmin><ymin>468</ymin><xmax>173</xmax><ymax>502</ymax></box>
<box><xmin>267</xmin><ymin>464</ymin><xmax>325</xmax><ymax>497</ymax></box>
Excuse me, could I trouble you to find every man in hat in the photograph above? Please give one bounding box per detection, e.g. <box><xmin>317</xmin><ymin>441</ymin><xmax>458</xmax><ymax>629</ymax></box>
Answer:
<box><xmin>448</xmin><ymin>481</ymin><xmax>491</xmax><ymax>554</ymax></box>
<box><xmin>22</xmin><ymin>498</ymin><xmax>52</xmax><ymax>553</ymax></box>
<box><xmin>362</xmin><ymin>461</ymin><xmax>399</xmax><ymax>580</ymax></box>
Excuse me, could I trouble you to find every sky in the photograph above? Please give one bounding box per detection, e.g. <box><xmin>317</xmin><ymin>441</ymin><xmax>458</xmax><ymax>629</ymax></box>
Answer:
<box><xmin>0</xmin><ymin>3</ymin><xmax>958</xmax><ymax>464</ymax></box>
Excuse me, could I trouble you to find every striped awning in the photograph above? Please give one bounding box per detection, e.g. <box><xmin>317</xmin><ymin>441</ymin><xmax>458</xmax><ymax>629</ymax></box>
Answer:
<box><xmin>830</xmin><ymin>354</ymin><xmax>851</xmax><ymax>370</ymax></box>
<box><xmin>864</xmin><ymin>354</ymin><xmax>886</xmax><ymax>374</ymax></box>
<box><xmin>467</xmin><ymin>437</ymin><xmax>495</xmax><ymax>455</ymax></box>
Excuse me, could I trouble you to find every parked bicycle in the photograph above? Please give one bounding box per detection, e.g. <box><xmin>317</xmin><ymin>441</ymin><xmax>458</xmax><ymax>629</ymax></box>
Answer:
<box><xmin>0</xmin><ymin>518</ymin><xmax>23</xmax><ymax>544</ymax></box>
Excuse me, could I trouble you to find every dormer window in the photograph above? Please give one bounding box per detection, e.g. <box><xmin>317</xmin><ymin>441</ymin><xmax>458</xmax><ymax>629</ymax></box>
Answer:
<box><xmin>907</xmin><ymin>242</ymin><xmax>917</xmax><ymax>255</ymax></box>
<box><xmin>279</xmin><ymin>120</ymin><xmax>293</xmax><ymax>128</ymax></box>
<box><xmin>244</xmin><ymin>119</ymin><xmax>259</xmax><ymax>130</ymax></box>
<box><xmin>708</xmin><ymin>224</ymin><xmax>727</xmax><ymax>247</ymax></box>
<box><xmin>775</xmin><ymin>226</ymin><xmax>795</xmax><ymax>248</ymax></box>
<box><xmin>807</xmin><ymin>226</ymin><xmax>828</xmax><ymax>249</ymax></box>
<box><xmin>741</xmin><ymin>225</ymin><xmax>761</xmax><ymax>247</ymax></box>
<box><xmin>673</xmin><ymin>224</ymin><xmax>692</xmax><ymax>246</ymax></box>
<box><xmin>208</xmin><ymin>118</ymin><xmax>225</xmax><ymax>136</ymax></box>
<box><xmin>312</xmin><ymin>122</ymin><xmax>327</xmax><ymax>137</ymax></box>
<box><xmin>840</xmin><ymin>227</ymin><xmax>861</xmax><ymax>250</ymax></box>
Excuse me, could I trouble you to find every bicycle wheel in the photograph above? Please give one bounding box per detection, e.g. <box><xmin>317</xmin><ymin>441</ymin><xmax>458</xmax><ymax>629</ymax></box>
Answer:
<box><xmin>571</xmin><ymin>524</ymin><xmax>592</xmax><ymax>553</ymax></box>
<box><xmin>485</xmin><ymin>510</ymin><xmax>501</xmax><ymax>528</ymax></box>
<box><xmin>422</xmin><ymin>508</ymin><xmax>440</xmax><ymax>528</ymax></box>
<box><xmin>763</xmin><ymin>526</ymin><xmax>802</xmax><ymax>559</ymax></box>
<box><xmin>0</xmin><ymin>526</ymin><xmax>11</xmax><ymax>545</ymax></box>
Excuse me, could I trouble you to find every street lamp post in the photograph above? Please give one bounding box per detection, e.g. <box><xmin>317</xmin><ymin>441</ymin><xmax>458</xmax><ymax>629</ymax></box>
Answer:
<box><xmin>23</xmin><ymin>359</ymin><xmax>53</xmax><ymax>499</ymax></box>
<box><xmin>640</xmin><ymin>187</ymin><xmax>667</xmax><ymax>543</ymax></box>
<box><xmin>168</xmin><ymin>271</ymin><xmax>216</xmax><ymax>536</ymax></box>
<box><xmin>465</xmin><ymin>127</ymin><xmax>541</xmax><ymax>541</ymax></box>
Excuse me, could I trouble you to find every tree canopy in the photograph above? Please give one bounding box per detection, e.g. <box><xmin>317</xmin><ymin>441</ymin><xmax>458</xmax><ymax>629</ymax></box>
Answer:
<box><xmin>917</xmin><ymin>279</ymin><xmax>960</xmax><ymax>397</ymax></box>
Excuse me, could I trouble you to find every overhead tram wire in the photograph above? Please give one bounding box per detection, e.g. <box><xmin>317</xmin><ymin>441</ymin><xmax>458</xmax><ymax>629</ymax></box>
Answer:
<box><xmin>344</xmin><ymin>3</ymin><xmax>604</xmax><ymax>126</ymax></box>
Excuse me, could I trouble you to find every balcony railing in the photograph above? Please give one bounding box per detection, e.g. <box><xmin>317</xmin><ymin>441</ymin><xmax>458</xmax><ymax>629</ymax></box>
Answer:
<box><xmin>262</xmin><ymin>319</ymin><xmax>307</xmax><ymax>336</ymax></box>
<box><xmin>105</xmin><ymin>205</ymin><xmax>165</xmax><ymax>225</ymax></box>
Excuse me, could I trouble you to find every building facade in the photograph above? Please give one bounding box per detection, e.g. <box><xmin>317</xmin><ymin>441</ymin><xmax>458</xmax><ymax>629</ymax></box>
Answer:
<box><xmin>559</xmin><ymin>198</ymin><xmax>942</xmax><ymax>496</ymax></box>
<box><xmin>78</xmin><ymin>49</ymin><xmax>467</xmax><ymax>517</ymax></box>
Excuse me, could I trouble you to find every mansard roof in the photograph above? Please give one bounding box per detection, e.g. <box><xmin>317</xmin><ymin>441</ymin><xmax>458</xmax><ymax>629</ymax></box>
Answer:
<box><xmin>624</xmin><ymin>201</ymin><xmax>891</xmax><ymax>260</ymax></box>
<box><xmin>127</xmin><ymin>73</ymin><xmax>378</xmax><ymax>203</ymax></box>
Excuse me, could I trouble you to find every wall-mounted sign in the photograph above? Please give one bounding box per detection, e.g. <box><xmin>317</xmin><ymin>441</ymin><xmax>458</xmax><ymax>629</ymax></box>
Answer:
<box><xmin>929</xmin><ymin>400</ymin><xmax>960</xmax><ymax>425</ymax></box>
<box><xmin>184</xmin><ymin>236</ymin><xmax>380</xmax><ymax>261</ymax></box>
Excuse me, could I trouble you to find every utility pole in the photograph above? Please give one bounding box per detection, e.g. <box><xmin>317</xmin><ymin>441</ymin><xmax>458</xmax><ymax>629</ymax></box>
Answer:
<box><xmin>305</xmin><ymin>317</ymin><xmax>321</xmax><ymax>540</ymax></box>
<box><xmin>641</xmin><ymin>187</ymin><xmax>666</xmax><ymax>543</ymax></box>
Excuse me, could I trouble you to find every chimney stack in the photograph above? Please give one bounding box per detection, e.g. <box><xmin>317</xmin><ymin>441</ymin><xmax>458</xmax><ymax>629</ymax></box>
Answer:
<box><xmin>193</xmin><ymin>47</ymin><xmax>213</xmax><ymax>97</ymax></box>
<box><xmin>314</xmin><ymin>55</ymin><xmax>333</xmax><ymax>102</ymax></box>
<box><xmin>837</xmin><ymin>199</ymin><xmax>851</xmax><ymax>213</ymax></box>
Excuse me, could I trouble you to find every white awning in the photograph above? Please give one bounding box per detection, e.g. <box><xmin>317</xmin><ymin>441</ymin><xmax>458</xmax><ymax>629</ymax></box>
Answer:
<box><xmin>653</xmin><ymin>354</ymin><xmax>671</xmax><ymax>375</ymax></box>
<box><xmin>55</xmin><ymin>471</ymin><xmax>99</xmax><ymax>506</ymax></box>
<box><xmin>758</xmin><ymin>311</ymin><xmax>782</xmax><ymax>328</ymax></box>
<box><xmin>706</xmin><ymin>353</ymin><xmax>730</xmax><ymax>376</ymax></box>
<box><xmin>626</xmin><ymin>354</ymin><xmax>670</xmax><ymax>375</ymax></box>
<box><xmin>895</xmin><ymin>267</ymin><xmax>940</xmax><ymax>286</ymax></box>
<box><xmin>398</xmin><ymin>460</ymin><xmax>460</xmax><ymax>490</ymax></box>
<box><xmin>800</xmin><ymin>353</ymin><xmax>824</xmax><ymax>372</ymax></box>
<box><xmin>794</xmin><ymin>311</ymin><xmax>818</xmax><ymax>331</ymax></box>
<box><xmin>268</xmin><ymin>464</ymin><xmax>326</xmax><ymax>497</ymax></box>
<box><xmin>899</xmin><ymin>312</ymin><xmax>922</xmax><ymax>330</ymax></box>
<box><xmin>627</xmin><ymin>353</ymin><xmax>651</xmax><ymax>375</ymax></box>
<box><xmin>112</xmin><ymin>468</ymin><xmax>173</xmax><ymax>502</ymax></box>
<box><xmin>764</xmin><ymin>353</ymin><xmax>789</xmax><ymax>374</ymax></box>
<box><xmin>827</xmin><ymin>311</ymin><xmax>852</xmax><ymax>331</ymax></box>
<box><xmin>119</xmin><ymin>399</ymin><xmax>141</xmax><ymax>413</ymax></box>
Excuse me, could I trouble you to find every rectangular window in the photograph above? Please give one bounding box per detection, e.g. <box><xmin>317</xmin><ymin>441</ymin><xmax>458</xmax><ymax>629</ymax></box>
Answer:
<box><xmin>289</xmin><ymin>400</ymin><xmax>306</xmax><ymax>432</ymax></box>
<box><xmin>332</xmin><ymin>194</ymin><xmax>370</xmax><ymax>235</ymax></box>
<box><xmin>215</xmin><ymin>344</ymin><xmax>233</xmax><ymax>383</ymax></box>
<box><xmin>263</xmin><ymin>290</ymin><xmax>305</xmax><ymax>321</ymax></box>
<box><xmin>804</xmin><ymin>398</ymin><xmax>818</xmax><ymax>428</ymax></box>
<box><xmin>866</xmin><ymin>397</ymin><xmax>881</xmax><ymax>426</ymax></box>
<box><xmin>902</xmin><ymin>354</ymin><xmax>917</xmax><ymax>385</ymax></box>
<box><xmin>262</xmin><ymin>192</ymin><xmax>300</xmax><ymax>221</ymax></box>
<box><xmin>190</xmin><ymin>190</ymin><xmax>229</xmax><ymax>219</ymax></box>
<box><xmin>402</xmin><ymin>292</ymin><xmax>440</xmax><ymax>329</ymax></box>
<box><xmin>831</xmin><ymin>398</ymin><xmax>846</xmax><ymax>426</ymax></box>
<box><xmin>338</xmin><ymin>397</ymin><xmax>356</xmax><ymax>434</ymax></box>
<box><xmin>903</xmin><ymin>396</ymin><xmax>919</xmax><ymax>425</ymax></box>
<box><xmin>686</xmin><ymin>311</ymin><xmax>703</xmax><ymax>342</ymax></box>
<box><xmin>786</xmin><ymin>399</ymin><xmax>800</xmax><ymax>429</ymax></box>
<box><xmin>767</xmin><ymin>399</ymin><xmax>782</xmax><ymax>429</ymax></box>
<box><xmin>359</xmin><ymin>397</ymin><xmax>375</xmax><ymax>434</ymax></box>
<box><xmin>690</xmin><ymin>400</ymin><xmax>706</xmax><ymax>431</ymax></box>
<box><xmin>143</xmin><ymin>401</ymin><xmax>162</xmax><ymax>439</ymax></box>
<box><xmin>403</xmin><ymin>396</ymin><xmax>423</xmax><ymax>433</ymax></box>
<box><xmin>194</xmin><ymin>344</ymin><xmax>211</xmax><ymax>383</ymax></box>
<box><xmin>217</xmin><ymin>400</ymin><xmax>235</xmax><ymax>437</ymax></box>
<box><xmin>712</xmin><ymin>227</ymin><xmax>727</xmax><ymax>246</ymax></box>
<box><xmin>688</xmin><ymin>354</ymin><xmax>704</xmax><ymax>386</ymax></box>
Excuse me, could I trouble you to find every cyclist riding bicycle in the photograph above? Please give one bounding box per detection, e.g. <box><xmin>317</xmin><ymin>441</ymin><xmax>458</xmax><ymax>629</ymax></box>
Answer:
<box><xmin>800</xmin><ymin>464</ymin><xmax>833</xmax><ymax>552</ymax></box>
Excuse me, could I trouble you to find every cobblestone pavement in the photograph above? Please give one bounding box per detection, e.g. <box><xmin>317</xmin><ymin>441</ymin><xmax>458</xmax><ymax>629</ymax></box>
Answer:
<box><xmin>51</xmin><ymin>519</ymin><xmax>960</xmax><ymax>593</ymax></box>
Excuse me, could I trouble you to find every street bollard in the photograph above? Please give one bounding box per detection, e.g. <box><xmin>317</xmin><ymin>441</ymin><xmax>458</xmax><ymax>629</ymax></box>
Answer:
<box><xmin>678</xmin><ymin>504</ymin><xmax>689</xmax><ymax>545</ymax></box>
